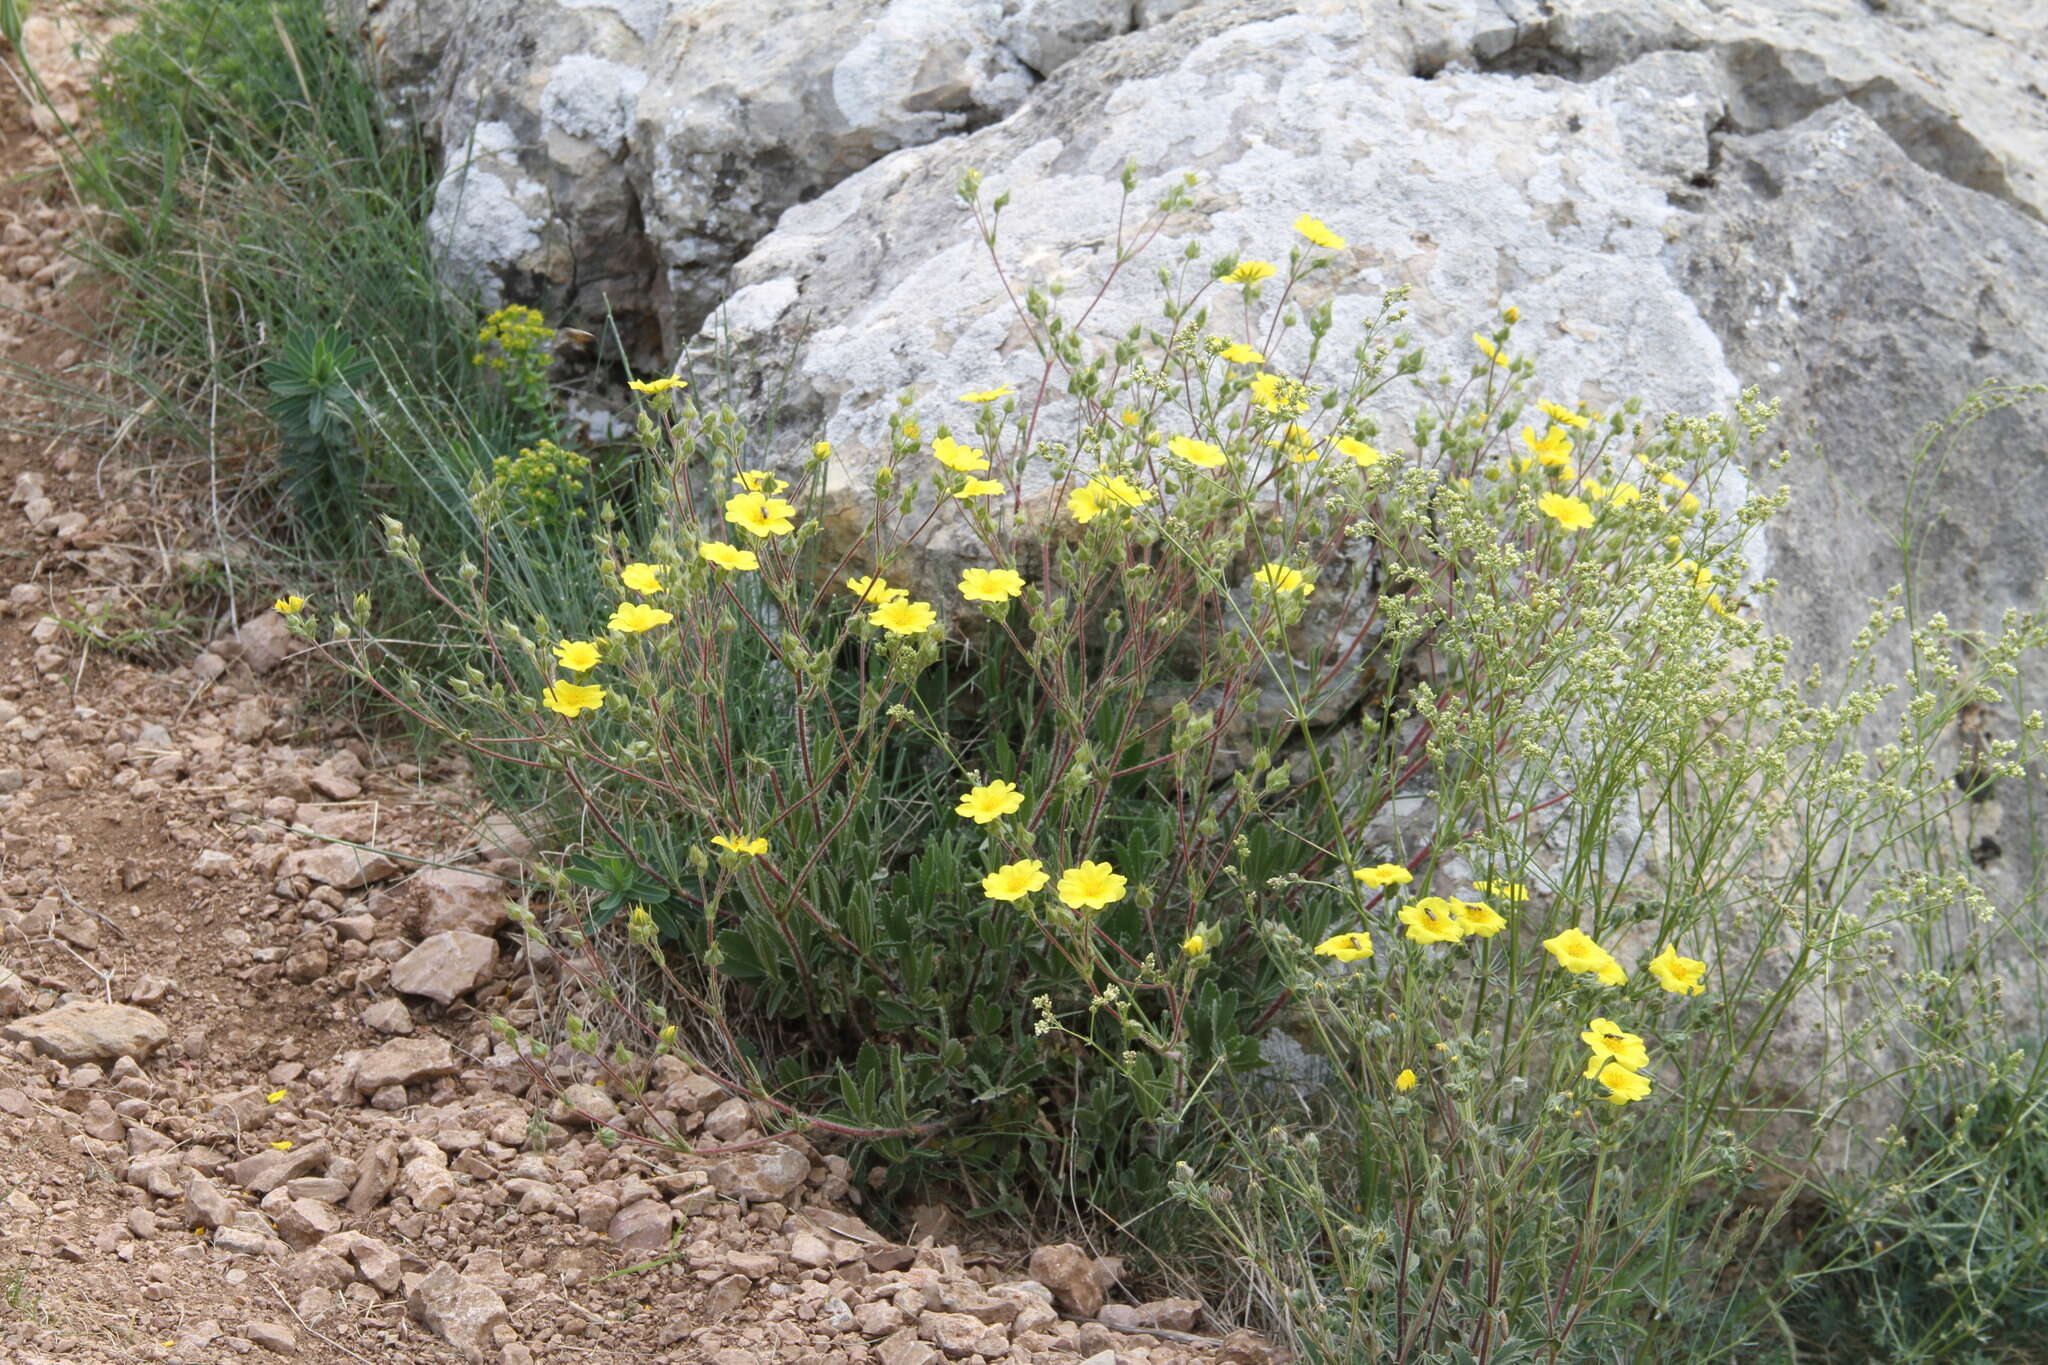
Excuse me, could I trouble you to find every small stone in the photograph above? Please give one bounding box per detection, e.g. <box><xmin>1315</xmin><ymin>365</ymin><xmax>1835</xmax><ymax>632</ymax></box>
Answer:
<box><xmin>194</xmin><ymin>849</ymin><xmax>237</xmax><ymax>878</ymax></box>
<box><xmin>2</xmin><ymin>1002</ymin><xmax>168</xmax><ymax>1063</ymax></box>
<box><xmin>228</xmin><ymin>1141</ymin><xmax>330</xmax><ymax>1194</ymax></box>
<box><xmin>1029</xmin><ymin>1243</ymin><xmax>1111</xmax><ymax>1318</ymax></box>
<box><xmin>185</xmin><ymin>1171</ymin><xmax>238</xmax><ymax>1229</ymax></box>
<box><xmin>276</xmin><ymin>1197</ymin><xmax>342</xmax><ymax>1249</ymax></box>
<box><xmin>788</xmin><ymin>1232</ymin><xmax>832</xmax><ymax>1268</ymax></box>
<box><xmin>388</xmin><ymin>930</ymin><xmax>496</xmax><ymax>1004</ymax></box>
<box><xmin>707</xmin><ymin>1141</ymin><xmax>808</xmax><ymax>1202</ymax></box>
<box><xmin>1130</xmin><ymin>1297</ymin><xmax>1203</xmax><ymax>1332</ymax></box>
<box><xmin>245</xmin><ymin>1321</ymin><xmax>297</xmax><ymax>1355</ymax></box>
<box><xmin>607</xmin><ymin>1198</ymin><xmax>675</xmax><ymax>1252</ymax></box>
<box><xmin>407</xmin><ymin>1262</ymin><xmax>511</xmax><ymax>1363</ymax></box>
<box><xmin>236</xmin><ymin>613</ymin><xmax>296</xmax><ymax>673</ymax></box>
<box><xmin>361</xmin><ymin>998</ymin><xmax>413</xmax><ymax>1035</ymax></box>
<box><xmin>348</xmin><ymin>1140</ymin><xmax>400</xmax><ymax>1215</ymax></box>
<box><xmin>701</xmin><ymin>1096</ymin><xmax>753</xmax><ymax>1141</ymax></box>
<box><xmin>282</xmin><ymin>845</ymin><xmax>399</xmax><ymax>890</ymax></box>
<box><xmin>353</xmin><ymin>1035</ymin><xmax>457</xmax><ymax>1093</ymax></box>
<box><xmin>414</xmin><ymin>866</ymin><xmax>511</xmax><ymax>936</ymax></box>
<box><xmin>876</xmin><ymin>1327</ymin><xmax>939</xmax><ymax>1365</ymax></box>
<box><xmin>552</xmin><ymin>1081</ymin><xmax>619</xmax><ymax>1128</ymax></box>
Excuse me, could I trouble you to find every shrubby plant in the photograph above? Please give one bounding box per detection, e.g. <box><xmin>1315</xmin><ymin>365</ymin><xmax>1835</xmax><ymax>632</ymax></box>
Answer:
<box><xmin>291</xmin><ymin>171</ymin><xmax>2048</xmax><ymax>1360</ymax></box>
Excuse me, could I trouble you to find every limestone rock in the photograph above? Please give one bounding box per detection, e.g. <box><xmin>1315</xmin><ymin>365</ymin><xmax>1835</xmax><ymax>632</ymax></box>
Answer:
<box><xmin>413</xmin><ymin>865</ymin><xmax>511</xmax><ymax>936</ymax></box>
<box><xmin>2</xmin><ymin>1002</ymin><xmax>168</xmax><ymax>1063</ymax></box>
<box><xmin>1027</xmin><ymin>1243</ymin><xmax>1115</xmax><ymax>1318</ymax></box>
<box><xmin>389</xmin><ymin>930</ymin><xmax>496</xmax><ymax>1004</ymax></box>
<box><xmin>607</xmin><ymin>1197</ymin><xmax>675</xmax><ymax>1252</ymax></box>
<box><xmin>407</xmin><ymin>1262</ymin><xmax>511</xmax><ymax>1362</ymax></box>
<box><xmin>354</xmin><ymin>1036</ymin><xmax>458</xmax><ymax>1093</ymax></box>
<box><xmin>707</xmin><ymin>1141</ymin><xmax>808</xmax><ymax>1201</ymax></box>
<box><xmin>282</xmin><ymin>844</ymin><xmax>399</xmax><ymax>890</ymax></box>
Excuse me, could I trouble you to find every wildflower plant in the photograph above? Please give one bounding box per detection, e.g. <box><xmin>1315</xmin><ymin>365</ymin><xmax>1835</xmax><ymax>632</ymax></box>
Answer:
<box><xmin>304</xmin><ymin>168</ymin><xmax>2048</xmax><ymax>1361</ymax></box>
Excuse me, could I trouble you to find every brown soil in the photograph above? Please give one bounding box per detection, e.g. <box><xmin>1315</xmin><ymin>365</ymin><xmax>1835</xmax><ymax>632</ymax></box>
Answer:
<box><xmin>0</xmin><ymin>16</ymin><xmax>1267</xmax><ymax>1365</ymax></box>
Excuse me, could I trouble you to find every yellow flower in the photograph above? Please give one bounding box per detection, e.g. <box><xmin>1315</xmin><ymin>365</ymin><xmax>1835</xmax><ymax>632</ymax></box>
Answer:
<box><xmin>265</xmin><ymin>1089</ymin><xmax>287</xmax><ymax>1104</ymax></box>
<box><xmin>1219</xmin><ymin>343</ymin><xmax>1265</xmax><ymax>364</ymax></box>
<box><xmin>553</xmin><ymin>639</ymin><xmax>602</xmax><ymax>672</ymax></box>
<box><xmin>1580</xmin><ymin>1018</ymin><xmax>1650</xmax><ymax>1076</ymax></box>
<box><xmin>931</xmin><ymin>436</ymin><xmax>991</xmax><ymax>472</ymax></box>
<box><xmin>952</xmin><ymin>477</ymin><xmax>1005</xmax><ymax>499</ymax></box>
<box><xmin>1313</xmin><ymin>931</ymin><xmax>1374</xmax><ymax>962</ymax></box>
<box><xmin>608</xmin><ymin>602</ymin><xmax>674</xmax><ymax>633</ymax></box>
<box><xmin>1538</xmin><ymin>491</ymin><xmax>1596</xmax><ymax>532</ymax></box>
<box><xmin>724</xmin><ymin>492</ymin><xmax>798</xmax><ymax>538</ymax></box>
<box><xmin>1453</xmin><ymin>899</ymin><xmax>1507</xmax><ymax>937</ymax></box>
<box><xmin>959</xmin><ymin>384</ymin><xmax>1015</xmax><ymax>403</ymax></box>
<box><xmin>846</xmin><ymin>575</ymin><xmax>908</xmax><ymax>607</ymax></box>
<box><xmin>628</xmin><ymin>376</ymin><xmax>686</xmax><ymax>395</ymax></box>
<box><xmin>982</xmin><ymin>859</ymin><xmax>1049</xmax><ymax>902</ymax></box>
<box><xmin>735</xmin><ymin>469</ymin><xmax>789</xmax><ymax>495</ymax></box>
<box><xmin>269</xmin><ymin>1140</ymin><xmax>294</xmax><ymax>1151</ymax></box>
<box><xmin>1056</xmin><ymin>860</ymin><xmax>1128</xmax><ymax>911</ymax></box>
<box><xmin>1118</xmin><ymin>408</ymin><xmax>1143</xmax><ymax>428</ymax></box>
<box><xmin>812</xmin><ymin>441</ymin><xmax>833</xmax><ymax>459</ymax></box>
<box><xmin>1473</xmin><ymin>333</ymin><xmax>1508</xmax><ymax>367</ymax></box>
<box><xmin>1068</xmin><ymin>475</ymin><xmax>1152</xmax><ymax>524</ymax></box>
<box><xmin>1248</xmin><ymin>372</ymin><xmax>1311</xmax><ymax>415</ymax></box>
<box><xmin>699</xmin><ymin>541</ymin><xmax>760</xmax><ymax>572</ymax></box>
<box><xmin>955</xmin><ymin>779</ymin><xmax>1025</xmax><ymax>824</ymax></box>
<box><xmin>1607</xmin><ymin>481</ymin><xmax>1643</xmax><ymax>507</ymax></box>
<box><xmin>1270</xmin><ymin>423</ymin><xmax>1320</xmax><ymax>462</ymax></box>
<box><xmin>1542</xmin><ymin>927</ymin><xmax>1627</xmax><ymax>986</ymax></box>
<box><xmin>1472</xmin><ymin>879</ymin><xmax>1529</xmax><ymax>903</ymax></box>
<box><xmin>1335</xmin><ymin>436</ymin><xmax>1382</xmax><ymax>468</ymax></box>
<box><xmin>711</xmin><ymin>834</ymin><xmax>769</xmax><ymax>857</ymax></box>
<box><xmin>1225</xmin><ymin>260</ymin><xmax>1277</xmax><ymax>284</ymax></box>
<box><xmin>1399</xmin><ymin>896</ymin><xmax>1466</xmax><ymax>945</ymax></box>
<box><xmin>1251</xmin><ymin>562</ymin><xmax>1313</xmax><ymax>597</ymax></box>
<box><xmin>1181</xmin><ymin>933</ymin><xmax>1208</xmax><ymax>957</ymax></box>
<box><xmin>1351</xmin><ymin>863</ymin><xmax>1412</xmax><ymax>888</ymax></box>
<box><xmin>1168</xmin><ymin>435</ymin><xmax>1227</xmax><ymax>469</ymax></box>
<box><xmin>1538</xmin><ymin>400</ymin><xmax>1590</xmax><ymax>429</ymax></box>
<box><xmin>1394</xmin><ymin>1068</ymin><xmax>1418</xmax><ymax>1092</ymax></box>
<box><xmin>620</xmin><ymin>562</ymin><xmax>664</xmax><ymax>594</ymax></box>
<box><xmin>1648</xmin><ymin>944</ymin><xmax>1708</xmax><ymax>996</ymax></box>
<box><xmin>1595</xmin><ymin>1061</ymin><xmax>1653</xmax><ymax>1105</ymax></box>
<box><xmin>541</xmin><ymin>681</ymin><xmax>605</xmax><ymax>717</ymax></box>
<box><xmin>272</xmin><ymin>595</ymin><xmax>307</xmax><ymax>615</ymax></box>
<box><xmin>870</xmin><ymin>598</ymin><xmax>938</xmax><ymax>635</ymax></box>
<box><xmin>1293</xmin><ymin>214</ymin><xmax>1346</xmax><ymax>250</ymax></box>
<box><xmin>1521</xmin><ymin>426</ymin><xmax>1574</xmax><ymax>468</ymax></box>
<box><xmin>959</xmin><ymin>567</ymin><xmax>1025</xmax><ymax>602</ymax></box>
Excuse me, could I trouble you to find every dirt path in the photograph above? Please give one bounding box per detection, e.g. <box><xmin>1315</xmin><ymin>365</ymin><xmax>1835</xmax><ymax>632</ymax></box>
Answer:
<box><xmin>0</xmin><ymin>22</ymin><xmax>1268</xmax><ymax>1365</ymax></box>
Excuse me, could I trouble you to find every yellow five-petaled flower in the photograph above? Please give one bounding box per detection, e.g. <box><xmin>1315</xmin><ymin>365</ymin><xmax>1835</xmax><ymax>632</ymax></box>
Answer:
<box><xmin>1167</xmin><ymin>435</ymin><xmax>1227</xmax><ymax>469</ymax></box>
<box><xmin>1068</xmin><ymin>475</ymin><xmax>1153</xmax><ymax>524</ymax></box>
<box><xmin>1293</xmin><ymin>214</ymin><xmax>1347</xmax><ymax>250</ymax></box>
<box><xmin>959</xmin><ymin>567</ymin><xmax>1025</xmax><ymax>602</ymax></box>
<box><xmin>846</xmin><ymin>575</ymin><xmax>907</xmax><ymax>607</ymax></box>
<box><xmin>1394</xmin><ymin>1068</ymin><xmax>1418</xmax><ymax>1092</ymax></box>
<box><xmin>1314</xmin><ymin>931</ymin><xmax>1374</xmax><ymax>962</ymax></box>
<box><xmin>955</xmin><ymin>779</ymin><xmax>1024</xmax><ymax>824</ymax></box>
<box><xmin>959</xmin><ymin>384</ymin><xmax>1015</xmax><ymax>403</ymax></box>
<box><xmin>1399</xmin><ymin>896</ymin><xmax>1466</xmax><ymax>945</ymax></box>
<box><xmin>1225</xmin><ymin>260</ymin><xmax>1277</xmax><ymax>285</ymax></box>
<box><xmin>1648</xmin><ymin>943</ymin><xmax>1707</xmax><ymax>995</ymax></box>
<box><xmin>1252</xmin><ymin>562</ymin><xmax>1314</xmax><ymax>597</ymax></box>
<box><xmin>620</xmin><ymin>562</ymin><xmax>663</xmax><ymax>594</ymax></box>
<box><xmin>1538</xmin><ymin>491</ymin><xmax>1596</xmax><ymax>532</ymax></box>
<box><xmin>542</xmin><ymin>681</ymin><xmax>605</xmax><ymax>718</ymax></box>
<box><xmin>1580</xmin><ymin>1018</ymin><xmax>1649</xmax><ymax>1076</ymax></box>
<box><xmin>1543</xmin><ymin>927</ymin><xmax>1627</xmax><ymax>985</ymax></box>
<box><xmin>553</xmin><ymin>639</ymin><xmax>601</xmax><ymax>672</ymax></box>
<box><xmin>628</xmin><ymin>375</ymin><xmax>686</xmax><ymax>395</ymax></box>
<box><xmin>931</xmin><ymin>436</ymin><xmax>990</xmax><ymax>473</ymax></box>
<box><xmin>870</xmin><ymin>599</ymin><xmax>939</xmax><ymax>636</ymax></box>
<box><xmin>609</xmin><ymin>602</ymin><xmax>674</xmax><ymax>633</ymax></box>
<box><xmin>273</xmin><ymin>595</ymin><xmax>307</xmax><ymax>615</ymax></box>
<box><xmin>725</xmin><ymin>492</ymin><xmax>798</xmax><ymax>538</ymax></box>
<box><xmin>1056</xmin><ymin>860</ymin><xmax>1127</xmax><ymax>911</ymax></box>
<box><xmin>699</xmin><ymin>541</ymin><xmax>760</xmax><ymax>572</ymax></box>
<box><xmin>982</xmin><ymin>859</ymin><xmax>1049</xmax><ymax>902</ymax></box>
<box><xmin>1352</xmin><ymin>863</ymin><xmax>1412</xmax><ymax>888</ymax></box>
<box><xmin>710</xmin><ymin>834</ymin><xmax>769</xmax><ymax>857</ymax></box>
